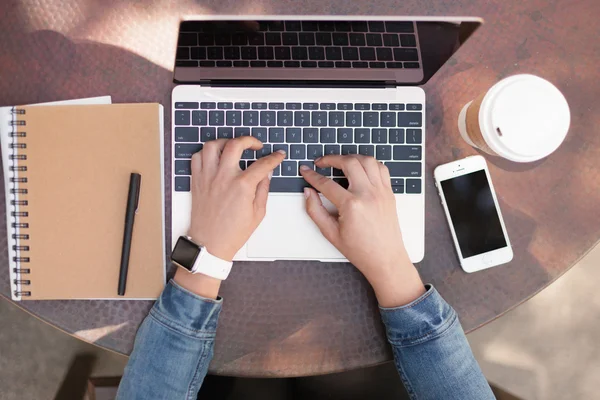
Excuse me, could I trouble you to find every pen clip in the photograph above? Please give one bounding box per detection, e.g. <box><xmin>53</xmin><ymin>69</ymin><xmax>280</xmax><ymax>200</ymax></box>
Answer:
<box><xmin>133</xmin><ymin>173</ymin><xmax>141</xmax><ymax>213</ymax></box>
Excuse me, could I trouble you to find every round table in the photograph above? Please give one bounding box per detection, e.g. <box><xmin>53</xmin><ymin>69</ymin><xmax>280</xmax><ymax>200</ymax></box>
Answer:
<box><xmin>1</xmin><ymin>0</ymin><xmax>599</xmax><ymax>378</ymax></box>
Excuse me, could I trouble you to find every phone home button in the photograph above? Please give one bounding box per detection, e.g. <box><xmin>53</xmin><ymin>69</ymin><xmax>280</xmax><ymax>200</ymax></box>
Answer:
<box><xmin>481</xmin><ymin>254</ymin><xmax>492</xmax><ymax>265</ymax></box>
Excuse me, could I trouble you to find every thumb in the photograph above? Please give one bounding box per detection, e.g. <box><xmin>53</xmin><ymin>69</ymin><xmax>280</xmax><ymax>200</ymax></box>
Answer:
<box><xmin>304</xmin><ymin>188</ymin><xmax>340</xmax><ymax>247</ymax></box>
<box><xmin>253</xmin><ymin>175</ymin><xmax>271</xmax><ymax>217</ymax></box>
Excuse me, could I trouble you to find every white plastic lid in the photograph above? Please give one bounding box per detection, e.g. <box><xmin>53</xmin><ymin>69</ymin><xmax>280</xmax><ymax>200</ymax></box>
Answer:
<box><xmin>479</xmin><ymin>74</ymin><xmax>570</xmax><ymax>162</ymax></box>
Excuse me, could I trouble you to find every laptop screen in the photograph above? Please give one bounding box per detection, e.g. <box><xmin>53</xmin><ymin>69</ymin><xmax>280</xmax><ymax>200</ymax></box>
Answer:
<box><xmin>174</xmin><ymin>17</ymin><xmax>482</xmax><ymax>85</ymax></box>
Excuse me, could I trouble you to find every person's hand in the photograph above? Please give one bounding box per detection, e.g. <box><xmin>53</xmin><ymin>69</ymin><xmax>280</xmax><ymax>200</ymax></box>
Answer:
<box><xmin>175</xmin><ymin>137</ymin><xmax>284</xmax><ymax>299</ymax></box>
<box><xmin>300</xmin><ymin>156</ymin><xmax>425</xmax><ymax>307</ymax></box>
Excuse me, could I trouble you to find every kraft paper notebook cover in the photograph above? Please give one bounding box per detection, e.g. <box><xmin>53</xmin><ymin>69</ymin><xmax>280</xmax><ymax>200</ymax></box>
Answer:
<box><xmin>2</xmin><ymin>103</ymin><xmax>165</xmax><ymax>300</ymax></box>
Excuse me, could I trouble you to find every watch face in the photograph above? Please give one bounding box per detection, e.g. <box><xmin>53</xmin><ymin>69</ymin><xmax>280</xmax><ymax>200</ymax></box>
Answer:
<box><xmin>172</xmin><ymin>237</ymin><xmax>200</xmax><ymax>271</ymax></box>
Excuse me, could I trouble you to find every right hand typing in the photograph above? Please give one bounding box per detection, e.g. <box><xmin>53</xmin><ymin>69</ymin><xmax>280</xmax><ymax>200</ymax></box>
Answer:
<box><xmin>300</xmin><ymin>155</ymin><xmax>425</xmax><ymax>307</ymax></box>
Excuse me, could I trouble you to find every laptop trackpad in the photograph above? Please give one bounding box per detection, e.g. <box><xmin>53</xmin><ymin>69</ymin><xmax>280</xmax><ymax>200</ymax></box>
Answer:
<box><xmin>247</xmin><ymin>195</ymin><xmax>345</xmax><ymax>260</ymax></box>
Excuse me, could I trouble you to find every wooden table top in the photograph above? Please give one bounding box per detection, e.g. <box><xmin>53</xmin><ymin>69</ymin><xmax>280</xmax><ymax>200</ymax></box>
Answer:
<box><xmin>1</xmin><ymin>0</ymin><xmax>599</xmax><ymax>377</ymax></box>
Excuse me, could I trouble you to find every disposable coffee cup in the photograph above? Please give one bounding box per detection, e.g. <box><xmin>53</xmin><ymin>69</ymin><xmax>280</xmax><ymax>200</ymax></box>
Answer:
<box><xmin>458</xmin><ymin>74</ymin><xmax>570</xmax><ymax>162</ymax></box>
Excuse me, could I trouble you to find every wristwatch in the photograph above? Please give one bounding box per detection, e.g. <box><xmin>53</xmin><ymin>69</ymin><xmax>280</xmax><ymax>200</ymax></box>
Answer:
<box><xmin>171</xmin><ymin>236</ymin><xmax>233</xmax><ymax>280</ymax></box>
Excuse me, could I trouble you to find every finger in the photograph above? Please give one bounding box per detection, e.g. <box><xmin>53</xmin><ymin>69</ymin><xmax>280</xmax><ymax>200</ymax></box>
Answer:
<box><xmin>300</xmin><ymin>166</ymin><xmax>351</xmax><ymax>207</ymax></box>
<box><xmin>244</xmin><ymin>150</ymin><xmax>286</xmax><ymax>184</ymax></box>
<box><xmin>379</xmin><ymin>162</ymin><xmax>392</xmax><ymax>189</ymax></box>
<box><xmin>353</xmin><ymin>155</ymin><xmax>383</xmax><ymax>186</ymax></box>
<box><xmin>315</xmin><ymin>155</ymin><xmax>370</xmax><ymax>189</ymax></box>
<box><xmin>191</xmin><ymin>151</ymin><xmax>202</xmax><ymax>177</ymax></box>
<box><xmin>201</xmin><ymin>139</ymin><xmax>229</xmax><ymax>177</ymax></box>
<box><xmin>253</xmin><ymin>176</ymin><xmax>271</xmax><ymax>216</ymax></box>
<box><xmin>304</xmin><ymin>188</ymin><xmax>341</xmax><ymax>247</ymax></box>
<box><xmin>220</xmin><ymin>136</ymin><xmax>264</xmax><ymax>167</ymax></box>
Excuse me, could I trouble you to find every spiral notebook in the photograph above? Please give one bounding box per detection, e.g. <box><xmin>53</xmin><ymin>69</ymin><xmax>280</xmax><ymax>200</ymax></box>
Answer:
<box><xmin>1</xmin><ymin>102</ymin><xmax>166</xmax><ymax>301</ymax></box>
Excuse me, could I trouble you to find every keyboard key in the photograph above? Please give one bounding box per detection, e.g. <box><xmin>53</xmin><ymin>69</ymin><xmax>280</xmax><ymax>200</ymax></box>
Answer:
<box><xmin>407</xmin><ymin>103</ymin><xmax>422</xmax><ymax>111</ymax></box>
<box><xmin>299</xmin><ymin>161</ymin><xmax>315</xmax><ymax>173</ymax></box>
<box><xmin>198</xmin><ymin>33</ymin><xmax>214</xmax><ymax>46</ymax></box>
<box><xmin>376</xmin><ymin>145</ymin><xmax>392</xmax><ymax>160</ymax></box>
<box><xmin>364</xmin><ymin>112</ymin><xmax>379</xmax><ymax>127</ymax></box>
<box><xmin>258</xmin><ymin>46</ymin><xmax>274</xmax><ymax>60</ymax></box>
<box><xmin>243</xmin><ymin>111</ymin><xmax>259</xmax><ymax>126</ymax></box>
<box><xmin>285</xmin><ymin>61</ymin><xmax>301</xmax><ymax>67</ymax></box>
<box><xmin>319</xmin><ymin>60</ymin><xmax>335</xmax><ymax>68</ymax></box>
<box><xmin>372</xmin><ymin>128</ymin><xmax>387</xmax><ymax>143</ymax></box>
<box><xmin>175</xmin><ymin>110</ymin><xmax>190</xmax><ymax>125</ymax></box>
<box><xmin>292</xmin><ymin>47</ymin><xmax>308</xmax><ymax>60</ymax></box>
<box><xmin>267</xmin><ymin>60</ymin><xmax>284</xmax><ymax>67</ymax></box>
<box><xmin>387</xmin><ymin>62</ymin><xmax>403</xmax><ymax>69</ymax></box>
<box><xmin>260</xmin><ymin>111</ymin><xmax>276</xmax><ymax>126</ymax></box>
<box><xmin>207</xmin><ymin>47</ymin><xmax>223</xmax><ymax>60</ymax></box>
<box><xmin>175</xmin><ymin>160</ymin><xmax>191</xmax><ymax>175</ymax></box>
<box><xmin>201</xmin><ymin>102</ymin><xmax>216</xmax><ymax>109</ymax></box>
<box><xmin>217</xmin><ymin>127</ymin><xmax>233</xmax><ymax>139</ymax></box>
<box><xmin>286</xmin><ymin>128</ymin><xmax>302</xmax><ymax>142</ymax></box>
<box><xmin>275</xmin><ymin>110</ymin><xmax>293</xmax><ymax>126</ymax></box>
<box><xmin>269</xmin><ymin>22</ymin><xmax>285</xmax><ymax>31</ymax></box>
<box><xmin>290</xmin><ymin>144</ymin><xmax>306</xmax><ymax>159</ymax></box>
<box><xmin>342</xmin><ymin>145</ymin><xmax>358</xmax><ymax>155</ymax></box>
<box><xmin>325</xmin><ymin>47</ymin><xmax>342</xmax><ymax>60</ymax></box>
<box><xmin>385</xmin><ymin>21</ymin><xmax>414</xmax><ymax>33</ymax></box>
<box><xmin>342</xmin><ymin>47</ymin><xmax>359</xmax><ymax>60</ymax></box>
<box><xmin>223</xmin><ymin>47</ymin><xmax>240</xmax><ymax>60</ymax></box>
<box><xmin>175</xmin><ymin>102</ymin><xmax>199</xmax><ymax>109</ymax></box>
<box><xmin>325</xmin><ymin>144</ymin><xmax>340</xmax><ymax>155</ymax></box>
<box><xmin>334</xmin><ymin>178</ymin><xmax>350</xmax><ymax>189</ymax></box>
<box><xmin>394</xmin><ymin>145</ymin><xmax>422</xmax><ymax>160</ymax></box>
<box><xmin>404</xmin><ymin>62</ymin><xmax>420</xmax><ymax>69</ymax></box>
<box><xmin>355</xmin><ymin>128</ymin><xmax>370</xmax><ymax>143</ymax></box>
<box><xmin>175</xmin><ymin>176</ymin><xmax>191</xmax><ymax>192</ymax></box>
<box><xmin>175</xmin><ymin>127</ymin><xmax>199</xmax><ymax>142</ymax></box>
<box><xmin>381</xmin><ymin>112</ymin><xmax>396</xmax><ymax>127</ymax></box>
<box><xmin>318</xmin><ymin>21</ymin><xmax>336</xmax><ymax>31</ymax></box>
<box><xmin>329</xmin><ymin>112</ymin><xmax>345</xmax><ymax>126</ymax></box>
<box><xmin>247</xmin><ymin>160</ymin><xmax>256</xmax><ymax>168</ymax></box>
<box><xmin>389</xmin><ymin>128</ymin><xmax>405</xmax><ymax>143</ymax></box>
<box><xmin>372</xmin><ymin>103</ymin><xmax>388</xmax><ymax>111</ymax></box>
<box><xmin>335</xmin><ymin>61</ymin><xmax>351</xmax><ymax>68</ymax></box>
<box><xmin>376</xmin><ymin>48</ymin><xmax>393</xmax><ymax>61</ymax></box>
<box><xmin>370</xmin><ymin>62</ymin><xmax>386</xmax><ymax>68</ymax></box>
<box><xmin>400</xmin><ymin>34</ymin><xmax>417</xmax><ymax>47</ymax></box>
<box><xmin>273</xmin><ymin>144</ymin><xmax>289</xmax><ymax>157</ymax></box>
<box><xmin>315</xmin><ymin>32</ymin><xmax>332</xmax><ymax>45</ymax></box>
<box><xmin>354</xmin><ymin>103</ymin><xmax>370</xmax><ymax>110</ymax></box>
<box><xmin>352</xmin><ymin>61</ymin><xmax>369</xmax><ymax>68</ymax></box>
<box><xmin>281</xmin><ymin>162</ymin><xmax>297</xmax><ymax>177</ymax></box>
<box><xmin>392</xmin><ymin>185</ymin><xmax>404</xmax><ymax>194</ymax></box>
<box><xmin>216</xmin><ymin>60</ymin><xmax>232</xmax><ymax>67</ymax></box>
<box><xmin>307</xmin><ymin>144</ymin><xmax>323</xmax><ymax>159</ymax></box>
<box><xmin>316</xmin><ymin>165</ymin><xmax>331</xmax><ymax>176</ymax></box>
<box><xmin>383</xmin><ymin>34</ymin><xmax>400</xmax><ymax>47</ymax></box>
<box><xmin>209</xmin><ymin>110</ymin><xmax>224</xmax><ymax>125</ymax></box>
<box><xmin>303</xmin><ymin>103</ymin><xmax>319</xmax><ymax>110</ymax></box>
<box><xmin>333</xmin><ymin>168</ymin><xmax>344</xmax><ymax>177</ymax></box>
<box><xmin>232</xmin><ymin>33</ymin><xmax>247</xmax><ymax>46</ymax></box>
<box><xmin>266</xmin><ymin>32</ymin><xmax>282</xmax><ymax>45</ymax></box>
<box><xmin>349</xmin><ymin>33</ymin><xmax>366</xmax><ymax>46</ymax></box>
<box><xmin>359</xmin><ymin>145</ymin><xmax>375</xmax><ymax>157</ymax></box>
<box><xmin>252</xmin><ymin>127</ymin><xmax>268</xmax><ymax>142</ymax></box>
<box><xmin>406</xmin><ymin>178</ymin><xmax>422</xmax><ymax>194</ymax></box>
<box><xmin>239</xmin><ymin>160</ymin><xmax>246</xmax><ymax>170</ymax></box>
<box><xmin>241</xmin><ymin>47</ymin><xmax>257</xmax><ymax>60</ymax></box>
<box><xmin>320</xmin><ymin>128</ymin><xmax>336</xmax><ymax>143</ymax></box>
<box><xmin>332</xmin><ymin>33</ymin><xmax>349</xmax><ymax>46</ymax></box>
<box><xmin>389</xmin><ymin>104</ymin><xmax>405</xmax><ymax>111</ymax></box>
<box><xmin>275</xmin><ymin>47</ymin><xmax>291</xmax><ymax>60</ymax></box>
<box><xmin>406</xmin><ymin>129</ymin><xmax>422</xmax><ymax>144</ymax></box>
<box><xmin>335</xmin><ymin>22</ymin><xmax>352</xmax><ymax>32</ymax></box>
<box><xmin>269</xmin><ymin>128</ymin><xmax>285</xmax><ymax>142</ymax></box>
<box><xmin>200</xmin><ymin>127</ymin><xmax>216</xmax><ymax>142</ymax></box>
<box><xmin>178</xmin><ymin>33</ymin><xmax>197</xmax><ymax>46</ymax></box>
<box><xmin>234</xmin><ymin>127</ymin><xmax>250</xmax><ymax>137</ymax></box>
<box><xmin>359</xmin><ymin>47</ymin><xmax>376</xmax><ymax>60</ymax></box>
<box><xmin>366</xmin><ymin>33</ymin><xmax>383</xmax><ymax>46</ymax></box>
<box><xmin>269</xmin><ymin>102</ymin><xmax>285</xmax><ymax>110</ymax></box>
<box><xmin>257</xmin><ymin>144</ymin><xmax>272</xmax><ymax>158</ymax></box>
<box><xmin>241</xmin><ymin>149</ymin><xmax>254</xmax><ymax>159</ymax></box>
<box><xmin>250</xmin><ymin>61</ymin><xmax>266</xmax><ymax>67</ymax></box>
<box><xmin>273</xmin><ymin>165</ymin><xmax>281</xmax><ymax>176</ymax></box>
<box><xmin>303</xmin><ymin>128</ymin><xmax>319</xmax><ymax>143</ymax></box>
<box><xmin>299</xmin><ymin>33</ymin><xmax>315</xmax><ymax>45</ymax></box>
<box><xmin>351</xmin><ymin>21</ymin><xmax>368</xmax><ymax>32</ymax></box>
<box><xmin>175</xmin><ymin>143</ymin><xmax>203</xmax><ymax>158</ymax></box>
<box><xmin>384</xmin><ymin>162</ymin><xmax>421</xmax><ymax>177</ymax></box>
<box><xmin>294</xmin><ymin>111</ymin><xmax>311</xmax><ymax>126</ymax></box>
<box><xmin>337</xmin><ymin>103</ymin><xmax>353</xmax><ymax>110</ymax></box>
<box><xmin>368</xmin><ymin>21</ymin><xmax>385</xmax><ymax>32</ymax></box>
<box><xmin>252</xmin><ymin>102</ymin><xmax>268</xmax><ymax>110</ymax></box>
<box><xmin>397</xmin><ymin>112</ymin><xmax>422</xmax><ymax>127</ymax></box>
<box><xmin>192</xmin><ymin>110</ymin><xmax>207</xmax><ymax>125</ymax></box>
<box><xmin>394</xmin><ymin>48</ymin><xmax>419</xmax><ymax>61</ymax></box>
<box><xmin>346</xmin><ymin>112</ymin><xmax>362</xmax><ymax>127</ymax></box>
<box><xmin>226</xmin><ymin>111</ymin><xmax>241</xmax><ymax>126</ymax></box>
<box><xmin>282</xmin><ymin>32</ymin><xmax>298</xmax><ymax>45</ymax></box>
<box><xmin>270</xmin><ymin>177</ymin><xmax>312</xmax><ymax>192</ymax></box>
<box><xmin>286</xmin><ymin>103</ymin><xmax>302</xmax><ymax>110</ymax></box>
<box><xmin>337</xmin><ymin>128</ymin><xmax>353</xmax><ymax>143</ymax></box>
<box><xmin>311</xmin><ymin>111</ymin><xmax>327</xmax><ymax>126</ymax></box>
<box><xmin>286</xmin><ymin>21</ymin><xmax>302</xmax><ymax>31</ymax></box>
<box><xmin>215</xmin><ymin>35</ymin><xmax>231</xmax><ymax>46</ymax></box>
<box><xmin>308</xmin><ymin>47</ymin><xmax>325</xmax><ymax>60</ymax></box>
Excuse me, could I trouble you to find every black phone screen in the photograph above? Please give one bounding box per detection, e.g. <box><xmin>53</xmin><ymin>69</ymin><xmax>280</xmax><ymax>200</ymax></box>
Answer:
<box><xmin>440</xmin><ymin>170</ymin><xmax>507</xmax><ymax>258</ymax></box>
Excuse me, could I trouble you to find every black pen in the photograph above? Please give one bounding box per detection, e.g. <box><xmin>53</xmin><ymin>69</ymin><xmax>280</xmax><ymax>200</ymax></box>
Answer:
<box><xmin>118</xmin><ymin>173</ymin><xmax>141</xmax><ymax>296</ymax></box>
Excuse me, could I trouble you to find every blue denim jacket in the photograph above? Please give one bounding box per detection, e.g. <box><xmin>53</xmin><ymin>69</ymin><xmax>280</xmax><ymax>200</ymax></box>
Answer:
<box><xmin>117</xmin><ymin>280</ymin><xmax>494</xmax><ymax>400</ymax></box>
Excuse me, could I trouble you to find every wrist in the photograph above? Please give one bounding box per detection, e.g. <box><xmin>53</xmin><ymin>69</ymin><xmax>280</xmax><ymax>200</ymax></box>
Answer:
<box><xmin>364</xmin><ymin>257</ymin><xmax>426</xmax><ymax>308</ymax></box>
<box><xmin>188</xmin><ymin>230</ymin><xmax>235</xmax><ymax>261</ymax></box>
<box><xmin>174</xmin><ymin>268</ymin><xmax>222</xmax><ymax>300</ymax></box>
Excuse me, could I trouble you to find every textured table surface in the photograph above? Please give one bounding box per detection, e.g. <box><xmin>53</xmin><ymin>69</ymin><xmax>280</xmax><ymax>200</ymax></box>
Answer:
<box><xmin>1</xmin><ymin>0</ymin><xmax>599</xmax><ymax>377</ymax></box>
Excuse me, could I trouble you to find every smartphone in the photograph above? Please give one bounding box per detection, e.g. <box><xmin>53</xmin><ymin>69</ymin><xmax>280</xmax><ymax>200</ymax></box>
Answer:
<box><xmin>434</xmin><ymin>155</ymin><xmax>513</xmax><ymax>273</ymax></box>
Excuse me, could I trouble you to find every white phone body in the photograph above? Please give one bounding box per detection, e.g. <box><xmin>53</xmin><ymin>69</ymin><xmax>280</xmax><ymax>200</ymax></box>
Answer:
<box><xmin>434</xmin><ymin>155</ymin><xmax>513</xmax><ymax>273</ymax></box>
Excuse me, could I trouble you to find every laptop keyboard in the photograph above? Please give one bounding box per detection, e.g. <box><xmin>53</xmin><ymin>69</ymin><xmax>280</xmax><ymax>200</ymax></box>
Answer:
<box><xmin>173</xmin><ymin>101</ymin><xmax>423</xmax><ymax>194</ymax></box>
<box><xmin>175</xmin><ymin>21</ymin><xmax>420</xmax><ymax>70</ymax></box>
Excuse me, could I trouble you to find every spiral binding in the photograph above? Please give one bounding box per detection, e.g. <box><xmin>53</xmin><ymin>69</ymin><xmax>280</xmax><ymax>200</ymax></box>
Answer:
<box><xmin>9</xmin><ymin>107</ymin><xmax>30</xmax><ymax>298</ymax></box>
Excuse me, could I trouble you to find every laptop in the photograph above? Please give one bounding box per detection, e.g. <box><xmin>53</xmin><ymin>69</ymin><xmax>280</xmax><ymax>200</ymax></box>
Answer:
<box><xmin>171</xmin><ymin>16</ymin><xmax>483</xmax><ymax>263</ymax></box>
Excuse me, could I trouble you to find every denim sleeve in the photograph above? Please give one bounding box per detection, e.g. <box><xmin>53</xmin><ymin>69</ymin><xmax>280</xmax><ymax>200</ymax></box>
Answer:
<box><xmin>380</xmin><ymin>285</ymin><xmax>495</xmax><ymax>400</ymax></box>
<box><xmin>116</xmin><ymin>279</ymin><xmax>222</xmax><ymax>400</ymax></box>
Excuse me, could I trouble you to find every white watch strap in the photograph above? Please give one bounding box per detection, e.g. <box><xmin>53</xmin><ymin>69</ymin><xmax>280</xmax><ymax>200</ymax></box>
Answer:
<box><xmin>191</xmin><ymin>248</ymin><xmax>233</xmax><ymax>280</ymax></box>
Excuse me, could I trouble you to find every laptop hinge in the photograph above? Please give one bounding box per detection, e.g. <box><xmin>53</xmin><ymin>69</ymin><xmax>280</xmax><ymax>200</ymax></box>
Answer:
<box><xmin>176</xmin><ymin>79</ymin><xmax>397</xmax><ymax>89</ymax></box>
